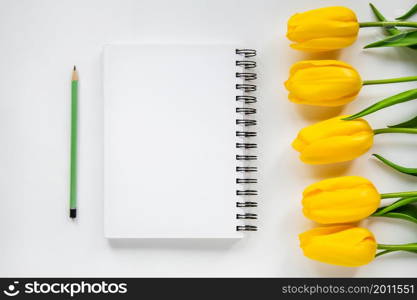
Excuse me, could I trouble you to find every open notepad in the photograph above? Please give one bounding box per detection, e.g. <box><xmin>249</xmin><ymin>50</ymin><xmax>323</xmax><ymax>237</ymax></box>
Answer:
<box><xmin>103</xmin><ymin>44</ymin><xmax>257</xmax><ymax>238</ymax></box>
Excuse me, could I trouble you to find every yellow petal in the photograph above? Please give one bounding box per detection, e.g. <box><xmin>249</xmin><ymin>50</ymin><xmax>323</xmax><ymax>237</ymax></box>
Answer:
<box><xmin>303</xmin><ymin>176</ymin><xmax>375</xmax><ymax>197</ymax></box>
<box><xmin>289</xmin><ymin>20</ymin><xmax>359</xmax><ymax>42</ymax></box>
<box><xmin>299</xmin><ymin>133</ymin><xmax>373</xmax><ymax>164</ymax></box>
<box><xmin>289</xmin><ymin>60</ymin><xmax>356</xmax><ymax>75</ymax></box>
<box><xmin>302</xmin><ymin>176</ymin><xmax>381</xmax><ymax>224</ymax></box>
<box><xmin>287</xmin><ymin>6</ymin><xmax>359</xmax><ymax>52</ymax></box>
<box><xmin>285</xmin><ymin>62</ymin><xmax>362</xmax><ymax>106</ymax></box>
<box><xmin>293</xmin><ymin>116</ymin><xmax>373</xmax><ymax>151</ymax></box>
<box><xmin>299</xmin><ymin>226</ymin><xmax>376</xmax><ymax>267</ymax></box>
<box><xmin>290</xmin><ymin>36</ymin><xmax>357</xmax><ymax>52</ymax></box>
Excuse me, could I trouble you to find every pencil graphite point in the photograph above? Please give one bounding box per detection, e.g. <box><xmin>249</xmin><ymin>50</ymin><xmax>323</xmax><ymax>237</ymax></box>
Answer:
<box><xmin>73</xmin><ymin>65</ymin><xmax>76</xmax><ymax>71</ymax></box>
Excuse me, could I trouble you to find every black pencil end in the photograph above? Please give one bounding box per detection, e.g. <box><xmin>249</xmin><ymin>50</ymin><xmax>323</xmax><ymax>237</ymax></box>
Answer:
<box><xmin>73</xmin><ymin>65</ymin><xmax>76</xmax><ymax>71</ymax></box>
<box><xmin>70</xmin><ymin>209</ymin><xmax>77</xmax><ymax>219</ymax></box>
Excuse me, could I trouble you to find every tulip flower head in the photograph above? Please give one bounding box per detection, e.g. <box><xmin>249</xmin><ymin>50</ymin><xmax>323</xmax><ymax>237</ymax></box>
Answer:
<box><xmin>287</xmin><ymin>6</ymin><xmax>359</xmax><ymax>52</ymax></box>
<box><xmin>292</xmin><ymin>116</ymin><xmax>374</xmax><ymax>164</ymax></box>
<box><xmin>302</xmin><ymin>176</ymin><xmax>381</xmax><ymax>224</ymax></box>
<box><xmin>299</xmin><ymin>225</ymin><xmax>377</xmax><ymax>267</ymax></box>
<box><xmin>285</xmin><ymin>60</ymin><xmax>362</xmax><ymax>107</ymax></box>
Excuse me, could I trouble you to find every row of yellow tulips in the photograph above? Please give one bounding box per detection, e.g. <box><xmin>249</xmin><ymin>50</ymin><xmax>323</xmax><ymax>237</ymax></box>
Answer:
<box><xmin>286</xmin><ymin>5</ymin><xmax>417</xmax><ymax>267</ymax></box>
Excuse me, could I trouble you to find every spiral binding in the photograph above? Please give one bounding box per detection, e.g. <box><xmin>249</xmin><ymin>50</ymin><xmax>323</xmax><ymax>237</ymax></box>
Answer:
<box><xmin>236</xmin><ymin>108</ymin><xmax>256</xmax><ymax>115</ymax></box>
<box><xmin>236</xmin><ymin>202</ymin><xmax>258</xmax><ymax>208</ymax></box>
<box><xmin>236</xmin><ymin>95</ymin><xmax>256</xmax><ymax>103</ymax></box>
<box><xmin>236</xmin><ymin>225</ymin><xmax>257</xmax><ymax>231</ymax></box>
<box><xmin>236</xmin><ymin>61</ymin><xmax>256</xmax><ymax>69</ymax></box>
<box><xmin>236</xmin><ymin>84</ymin><xmax>256</xmax><ymax>92</ymax></box>
<box><xmin>236</xmin><ymin>155</ymin><xmax>257</xmax><ymax>161</ymax></box>
<box><xmin>236</xmin><ymin>72</ymin><xmax>257</xmax><ymax>81</ymax></box>
<box><xmin>236</xmin><ymin>131</ymin><xmax>256</xmax><ymax>137</ymax></box>
<box><xmin>236</xmin><ymin>143</ymin><xmax>257</xmax><ymax>149</ymax></box>
<box><xmin>235</xmin><ymin>48</ymin><xmax>257</xmax><ymax>232</ymax></box>
<box><xmin>236</xmin><ymin>119</ymin><xmax>257</xmax><ymax>126</ymax></box>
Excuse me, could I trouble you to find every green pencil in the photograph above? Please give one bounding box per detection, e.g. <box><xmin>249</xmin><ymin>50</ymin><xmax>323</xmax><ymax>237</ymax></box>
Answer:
<box><xmin>70</xmin><ymin>66</ymin><xmax>78</xmax><ymax>218</ymax></box>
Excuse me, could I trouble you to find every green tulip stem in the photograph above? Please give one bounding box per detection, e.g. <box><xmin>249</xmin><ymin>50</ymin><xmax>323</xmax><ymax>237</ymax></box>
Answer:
<box><xmin>377</xmin><ymin>243</ymin><xmax>417</xmax><ymax>251</ymax></box>
<box><xmin>363</xmin><ymin>76</ymin><xmax>417</xmax><ymax>85</ymax></box>
<box><xmin>359</xmin><ymin>21</ymin><xmax>417</xmax><ymax>28</ymax></box>
<box><xmin>375</xmin><ymin>245</ymin><xmax>417</xmax><ymax>258</ymax></box>
<box><xmin>373</xmin><ymin>128</ymin><xmax>417</xmax><ymax>135</ymax></box>
<box><xmin>380</xmin><ymin>192</ymin><xmax>417</xmax><ymax>199</ymax></box>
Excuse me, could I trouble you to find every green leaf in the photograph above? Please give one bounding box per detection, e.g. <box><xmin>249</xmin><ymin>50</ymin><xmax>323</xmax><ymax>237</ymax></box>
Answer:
<box><xmin>389</xmin><ymin>115</ymin><xmax>417</xmax><ymax>128</ymax></box>
<box><xmin>364</xmin><ymin>30</ymin><xmax>417</xmax><ymax>48</ymax></box>
<box><xmin>343</xmin><ymin>88</ymin><xmax>417</xmax><ymax>120</ymax></box>
<box><xmin>370</xmin><ymin>3</ymin><xmax>401</xmax><ymax>35</ymax></box>
<box><xmin>373</xmin><ymin>154</ymin><xmax>417</xmax><ymax>176</ymax></box>
<box><xmin>365</xmin><ymin>29</ymin><xmax>417</xmax><ymax>48</ymax></box>
<box><xmin>396</xmin><ymin>4</ymin><xmax>417</xmax><ymax>20</ymax></box>
<box><xmin>373</xmin><ymin>197</ymin><xmax>417</xmax><ymax>216</ymax></box>
<box><xmin>382</xmin><ymin>204</ymin><xmax>417</xmax><ymax>224</ymax></box>
<box><xmin>369</xmin><ymin>3</ymin><xmax>417</xmax><ymax>50</ymax></box>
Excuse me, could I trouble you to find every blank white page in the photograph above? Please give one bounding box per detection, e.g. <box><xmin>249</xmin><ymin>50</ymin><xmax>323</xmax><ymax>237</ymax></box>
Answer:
<box><xmin>103</xmin><ymin>44</ymin><xmax>243</xmax><ymax>238</ymax></box>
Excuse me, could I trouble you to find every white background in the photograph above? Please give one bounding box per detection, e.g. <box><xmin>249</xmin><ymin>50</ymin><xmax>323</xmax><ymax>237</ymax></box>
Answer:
<box><xmin>0</xmin><ymin>0</ymin><xmax>417</xmax><ymax>277</ymax></box>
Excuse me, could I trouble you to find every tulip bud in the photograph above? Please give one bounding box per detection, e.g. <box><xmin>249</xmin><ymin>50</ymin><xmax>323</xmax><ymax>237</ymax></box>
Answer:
<box><xmin>287</xmin><ymin>6</ymin><xmax>359</xmax><ymax>52</ymax></box>
<box><xmin>292</xmin><ymin>116</ymin><xmax>374</xmax><ymax>164</ymax></box>
<box><xmin>284</xmin><ymin>60</ymin><xmax>362</xmax><ymax>107</ymax></box>
<box><xmin>299</xmin><ymin>225</ymin><xmax>377</xmax><ymax>267</ymax></box>
<box><xmin>302</xmin><ymin>176</ymin><xmax>380</xmax><ymax>224</ymax></box>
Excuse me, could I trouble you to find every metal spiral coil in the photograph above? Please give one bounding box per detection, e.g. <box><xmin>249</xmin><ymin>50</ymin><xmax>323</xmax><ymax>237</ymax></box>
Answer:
<box><xmin>236</xmin><ymin>61</ymin><xmax>256</xmax><ymax>69</ymax></box>
<box><xmin>236</xmin><ymin>84</ymin><xmax>256</xmax><ymax>92</ymax></box>
<box><xmin>236</xmin><ymin>190</ymin><xmax>258</xmax><ymax>196</ymax></box>
<box><xmin>236</xmin><ymin>95</ymin><xmax>257</xmax><ymax>103</ymax></box>
<box><xmin>236</xmin><ymin>202</ymin><xmax>258</xmax><ymax>208</ymax></box>
<box><xmin>236</xmin><ymin>107</ymin><xmax>256</xmax><ymax>115</ymax></box>
<box><xmin>235</xmin><ymin>49</ymin><xmax>257</xmax><ymax>232</ymax></box>
<box><xmin>236</xmin><ymin>178</ymin><xmax>257</xmax><ymax>184</ymax></box>
<box><xmin>236</xmin><ymin>166</ymin><xmax>257</xmax><ymax>172</ymax></box>
<box><xmin>236</xmin><ymin>72</ymin><xmax>257</xmax><ymax>81</ymax></box>
<box><xmin>236</xmin><ymin>143</ymin><xmax>257</xmax><ymax>149</ymax></box>
<box><xmin>235</xmin><ymin>49</ymin><xmax>256</xmax><ymax>57</ymax></box>
<box><xmin>236</xmin><ymin>131</ymin><xmax>257</xmax><ymax>137</ymax></box>
<box><xmin>236</xmin><ymin>155</ymin><xmax>257</xmax><ymax>161</ymax></box>
<box><xmin>236</xmin><ymin>213</ymin><xmax>258</xmax><ymax>220</ymax></box>
<box><xmin>236</xmin><ymin>225</ymin><xmax>257</xmax><ymax>231</ymax></box>
<box><xmin>236</xmin><ymin>119</ymin><xmax>257</xmax><ymax>126</ymax></box>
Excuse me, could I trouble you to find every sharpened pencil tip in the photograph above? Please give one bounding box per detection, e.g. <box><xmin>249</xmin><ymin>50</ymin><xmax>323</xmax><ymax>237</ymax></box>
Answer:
<box><xmin>73</xmin><ymin>65</ymin><xmax>76</xmax><ymax>71</ymax></box>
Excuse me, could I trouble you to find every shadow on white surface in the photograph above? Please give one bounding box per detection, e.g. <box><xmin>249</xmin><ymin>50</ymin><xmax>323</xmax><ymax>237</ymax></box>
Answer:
<box><xmin>369</xmin><ymin>157</ymin><xmax>417</xmax><ymax>186</ymax></box>
<box><xmin>294</xmin><ymin>104</ymin><xmax>344</xmax><ymax>122</ymax></box>
<box><xmin>306</xmin><ymin>261</ymin><xmax>359</xmax><ymax>277</ymax></box>
<box><xmin>107</xmin><ymin>238</ymin><xmax>239</xmax><ymax>251</ymax></box>
<box><xmin>361</xmin><ymin>46</ymin><xmax>417</xmax><ymax>68</ymax></box>
<box><xmin>304</xmin><ymin>162</ymin><xmax>353</xmax><ymax>179</ymax></box>
<box><xmin>279</xmin><ymin>209</ymin><xmax>361</xmax><ymax>277</ymax></box>
<box><xmin>290</xmin><ymin>49</ymin><xmax>342</xmax><ymax>61</ymax></box>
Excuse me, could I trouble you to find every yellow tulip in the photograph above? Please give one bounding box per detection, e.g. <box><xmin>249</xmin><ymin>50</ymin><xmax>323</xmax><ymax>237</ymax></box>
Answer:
<box><xmin>287</xmin><ymin>6</ymin><xmax>359</xmax><ymax>52</ymax></box>
<box><xmin>292</xmin><ymin>115</ymin><xmax>374</xmax><ymax>164</ymax></box>
<box><xmin>302</xmin><ymin>176</ymin><xmax>380</xmax><ymax>224</ymax></box>
<box><xmin>284</xmin><ymin>60</ymin><xmax>362</xmax><ymax>107</ymax></box>
<box><xmin>299</xmin><ymin>225</ymin><xmax>377</xmax><ymax>267</ymax></box>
